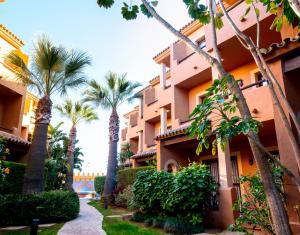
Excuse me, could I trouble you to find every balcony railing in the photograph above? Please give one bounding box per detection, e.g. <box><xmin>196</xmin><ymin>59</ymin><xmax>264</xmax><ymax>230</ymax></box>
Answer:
<box><xmin>0</xmin><ymin>126</ymin><xmax>13</xmax><ymax>133</ymax></box>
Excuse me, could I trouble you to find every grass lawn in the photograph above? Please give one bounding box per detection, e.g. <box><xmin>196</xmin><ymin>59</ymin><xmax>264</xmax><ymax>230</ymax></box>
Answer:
<box><xmin>89</xmin><ymin>201</ymin><xmax>165</xmax><ymax>235</ymax></box>
<box><xmin>0</xmin><ymin>223</ymin><xmax>64</xmax><ymax>235</ymax></box>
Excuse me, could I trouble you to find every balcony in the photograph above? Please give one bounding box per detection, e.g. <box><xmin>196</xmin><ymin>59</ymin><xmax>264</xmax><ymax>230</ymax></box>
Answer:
<box><xmin>204</xmin><ymin>1</ymin><xmax>282</xmax><ymax>56</ymax></box>
<box><xmin>171</xmin><ymin>41</ymin><xmax>212</xmax><ymax>89</ymax></box>
<box><xmin>242</xmin><ymin>84</ymin><xmax>274</xmax><ymax>122</ymax></box>
<box><xmin>121</xmin><ymin>127</ymin><xmax>128</xmax><ymax>142</ymax></box>
<box><xmin>0</xmin><ymin>80</ymin><xmax>26</xmax><ymax>137</ymax></box>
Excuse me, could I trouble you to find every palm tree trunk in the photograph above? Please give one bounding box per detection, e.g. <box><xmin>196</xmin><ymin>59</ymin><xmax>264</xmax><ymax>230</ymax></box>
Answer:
<box><xmin>65</xmin><ymin>126</ymin><xmax>77</xmax><ymax>190</ymax></box>
<box><xmin>103</xmin><ymin>109</ymin><xmax>119</xmax><ymax>209</ymax></box>
<box><xmin>23</xmin><ymin>95</ymin><xmax>52</xmax><ymax>194</ymax></box>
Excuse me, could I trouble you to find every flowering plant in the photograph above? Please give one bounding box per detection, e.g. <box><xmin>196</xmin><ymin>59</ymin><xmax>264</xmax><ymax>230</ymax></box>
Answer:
<box><xmin>0</xmin><ymin>137</ymin><xmax>10</xmax><ymax>185</ymax></box>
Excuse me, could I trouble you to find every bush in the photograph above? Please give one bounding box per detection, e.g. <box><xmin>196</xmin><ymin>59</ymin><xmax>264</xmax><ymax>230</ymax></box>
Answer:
<box><xmin>131</xmin><ymin>163</ymin><xmax>217</xmax><ymax>226</ymax></box>
<box><xmin>131</xmin><ymin>211</ymin><xmax>148</xmax><ymax>222</ymax></box>
<box><xmin>116</xmin><ymin>166</ymin><xmax>155</xmax><ymax>190</ymax></box>
<box><xmin>163</xmin><ymin>217</ymin><xmax>204</xmax><ymax>234</ymax></box>
<box><xmin>94</xmin><ymin>176</ymin><xmax>106</xmax><ymax>195</ymax></box>
<box><xmin>132</xmin><ymin>170</ymin><xmax>174</xmax><ymax>214</ymax></box>
<box><xmin>115</xmin><ymin>185</ymin><xmax>133</xmax><ymax>208</ymax></box>
<box><xmin>0</xmin><ymin>190</ymin><xmax>79</xmax><ymax>226</ymax></box>
<box><xmin>0</xmin><ymin>161</ymin><xmax>26</xmax><ymax>194</ymax></box>
<box><xmin>169</xmin><ymin>163</ymin><xmax>218</xmax><ymax>224</ymax></box>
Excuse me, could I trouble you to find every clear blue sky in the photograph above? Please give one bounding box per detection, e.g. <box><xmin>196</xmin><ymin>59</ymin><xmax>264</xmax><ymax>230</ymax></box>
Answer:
<box><xmin>1</xmin><ymin>0</ymin><xmax>190</xmax><ymax>174</ymax></box>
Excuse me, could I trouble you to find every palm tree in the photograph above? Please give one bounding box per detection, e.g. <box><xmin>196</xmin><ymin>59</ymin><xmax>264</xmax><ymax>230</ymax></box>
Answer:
<box><xmin>84</xmin><ymin>71</ymin><xmax>141</xmax><ymax>208</ymax></box>
<box><xmin>55</xmin><ymin>100</ymin><xmax>98</xmax><ymax>190</ymax></box>
<box><xmin>6</xmin><ymin>35</ymin><xmax>91</xmax><ymax>194</ymax></box>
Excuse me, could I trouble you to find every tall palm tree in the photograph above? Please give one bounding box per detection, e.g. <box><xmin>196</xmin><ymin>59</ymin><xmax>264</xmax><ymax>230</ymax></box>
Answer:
<box><xmin>55</xmin><ymin>100</ymin><xmax>98</xmax><ymax>190</ymax></box>
<box><xmin>84</xmin><ymin>71</ymin><xmax>141</xmax><ymax>208</ymax></box>
<box><xmin>6</xmin><ymin>35</ymin><xmax>91</xmax><ymax>194</ymax></box>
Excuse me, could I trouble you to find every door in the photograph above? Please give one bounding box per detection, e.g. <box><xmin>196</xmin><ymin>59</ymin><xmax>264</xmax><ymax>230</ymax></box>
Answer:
<box><xmin>203</xmin><ymin>156</ymin><xmax>241</xmax><ymax>200</ymax></box>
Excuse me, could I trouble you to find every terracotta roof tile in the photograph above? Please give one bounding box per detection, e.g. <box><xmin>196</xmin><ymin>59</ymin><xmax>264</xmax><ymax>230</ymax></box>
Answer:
<box><xmin>260</xmin><ymin>31</ymin><xmax>300</xmax><ymax>55</ymax></box>
<box><xmin>131</xmin><ymin>148</ymin><xmax>156</xmax><ymax>159</ymax></box>
<box><xmin>155</xmin><ymin>124</ymin><xmax>191</xmax><ymax>140</ymax></box>
<box><xmin>0</xmin><ymin>131</ymin><xmax>30</xmax><ymax>146</ymax></box>
<box><xmin>0</xmin><ymin>24</ymin><xmax>25</xmax><ymax>47</ymax></box>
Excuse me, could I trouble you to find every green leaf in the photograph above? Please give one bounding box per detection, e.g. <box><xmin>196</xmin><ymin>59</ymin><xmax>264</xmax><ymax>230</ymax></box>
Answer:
<box><xmin>255</xmin><ymin>8</ymin><xmax>260</xmax><ymax>17</ymax></box>
<box><xmin>245</xmin><ymin>0</ymin><xmax>253</xmax><ymax>4</ymax></box>
<box><xmin>214</xmin><ymin>15</ymin><xmax>224</xmax><ymax>29</ymax></box>
<box><xmin>140</xmin><ymin>4</ymin><xmax>153</xmax><ymax>18</ymax></box>
<box><xmin>244</xmin><ymin>6</ymin><xmax>251</xmax><ymax>16</ymax></box>
<box><xmin>151</xmin><ymin>1</ymin><xmax>159</xmax><ymax>7</ymax></box>
<box><xmin>121</xmin><ymin>2</ymin><xmax>139</xmax><ymax>20</ymax></box>
<box><xmin>97</xmin><ymin>0</ymin><xmax>115</xmax><ymax>9</ymax></box>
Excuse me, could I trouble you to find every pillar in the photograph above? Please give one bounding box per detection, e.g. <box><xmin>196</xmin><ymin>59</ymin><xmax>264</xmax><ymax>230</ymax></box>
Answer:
<box><xmin>160</xmin><ymin>63</ymin><xmax>166</xmax><ymax>88</ymax></box>
<box><xmin>217</xmin><ymin>141</ymin><xmax>233</xmax><ymax>188</ymax></box>
<box><xmin>160</xmin><ymin>107</ymin><xmax>167</xmax><ymax>134</ymax></box>
<box><xmin>139</xmin><ymin>97</ymin><xmax>143</xmax><ymax>119</ymax></box>
<box><xmin>138</xmin><ymin>131</ymin><xmax>143</xmax><ymax>152</ymax></box>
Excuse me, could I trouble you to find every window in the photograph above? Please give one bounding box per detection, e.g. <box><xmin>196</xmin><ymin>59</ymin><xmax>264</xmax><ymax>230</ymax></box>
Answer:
<box><xmin>197</xmin><ymin>38</ymin><xmax>206</xmax><ymax>50</ymax></box>
<box><xmin>196</xmin><ymin>93</ymin><xmax>206</xmax><ymax>105</ymax></box>
<box><xmin>254</xmin><ymin>72</ymin><xmax>268</xmax><ymax>88</ymax></box>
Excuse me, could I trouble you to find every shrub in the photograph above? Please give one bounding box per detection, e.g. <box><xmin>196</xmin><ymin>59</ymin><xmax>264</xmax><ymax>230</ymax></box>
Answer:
<box><xmin>131</xmin><ymin>163</ymin><xmax>217</xmax><ymax>226</ymax></box>
<box><xmin>115</xmin><ymin>185</ymin><xmax>133</xmax><ymax>208</ymax></box>
<box><xmin>0</xmin><ymin>161</ymin><xmax>26</xmax><ymax>194</ymax></box>
<box><xmin>94</xmin><ymin>176</ymin><xmax>106</xmax><ymax>195</ymax></box>
<box><xmin>169</xmin><ymin>163</ymin><xmax>218</xmax><ymax>224</ymax></box>
<box><xmin>131</xmin><ymin>211</ymin><xmax>148</xmax><ymax>222</ymax></box>
<box><xmin>0</xmin><ymin>190</ymin><xmax>79</xmax><ymax>226</ymax></box>
<box><xmin>163</xmin><ymin>217</ymin><xmax>204</xmax><ymax>234</ymax></box>
<box><xmin>151</xmin><ymin>216</ymin><xmax>165</xmax><ymax>228</ymax></box>
<box><xmin>132</xmin><ymin>170</ymin><xmax>174</xmax><ymax>214</ymax></box>
<box><xmin>116</xmin><ymin>166</ymin><xmax>155</xmax><ymax>190</ymax></box>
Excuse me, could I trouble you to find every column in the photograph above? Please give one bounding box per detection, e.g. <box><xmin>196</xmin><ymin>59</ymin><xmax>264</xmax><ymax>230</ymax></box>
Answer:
<box><xmin>138</xmin><ymin>131</ymin><xmax>143</xmax><ymax>153</ymax></box>
<box><xmin>160</xmin><ymin>63</ymin><xmax>166</xmax><ymax>88</ymax></box>
<box><xmin>160</xmin><ymin>107</ymin><xmax>167</xmax><ymax>134</ymax></box>
<box><xmin>217</xmin><ymin>141</ymin><xmax>233</xmax><ymax>188</ymax></box>
<box><xmin>139</xmin><ymin>97</ymin><xmax>143</xmax><ymax>119</ymax></box>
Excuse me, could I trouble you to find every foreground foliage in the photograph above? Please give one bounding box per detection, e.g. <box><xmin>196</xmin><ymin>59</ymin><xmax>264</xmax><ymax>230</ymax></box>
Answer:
<box><xmin>230</xmin><ymin>166</ymin><xmax>284</xmax><ymax>235</ymax></box>
<box><xmin>0</xmin><ymin>190</ymin><xmax>79</xmax><ymax>226</ymax></box>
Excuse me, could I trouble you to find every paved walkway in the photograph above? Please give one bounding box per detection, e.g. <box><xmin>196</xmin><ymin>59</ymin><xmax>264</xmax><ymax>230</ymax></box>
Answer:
<box><xmin>58</xmin><ymin>199</ymin><xmax>106</xmax><ymax>235</ymax></box>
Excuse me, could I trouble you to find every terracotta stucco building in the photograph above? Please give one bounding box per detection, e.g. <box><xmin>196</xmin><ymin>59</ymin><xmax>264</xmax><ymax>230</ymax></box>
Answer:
<box><xmin>121</xmin><ymin>0</ymin><xmax>300</xmax><ymax>232</ymax></box>
<box><xmin>0</xmin><ymin>24</ymin><xmax>38</xmax><ymax>162</ymax></box>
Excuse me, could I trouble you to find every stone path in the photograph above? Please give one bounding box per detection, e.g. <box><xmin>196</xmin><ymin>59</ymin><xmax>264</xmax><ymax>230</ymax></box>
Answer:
<box><xmin>58</xmin><ymin>199</ymin><xmax>106</xmax><ymax>235</ymax></box>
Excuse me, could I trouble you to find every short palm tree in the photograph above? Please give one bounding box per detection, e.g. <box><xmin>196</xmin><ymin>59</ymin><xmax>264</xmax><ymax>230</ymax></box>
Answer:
<box><xmin>55</xmin><ymin>99</ymin><xmax>98</xmax><ymax>190</ymax></box>
<box><xmin>84</xmin><ymin>71</ymin><xmax>141</xmax><ymax>208</ymax></box>
<box><xmin>6</xmin><ymin>35</ymin><xmax>91</xmax><ymax>194</ymax></box>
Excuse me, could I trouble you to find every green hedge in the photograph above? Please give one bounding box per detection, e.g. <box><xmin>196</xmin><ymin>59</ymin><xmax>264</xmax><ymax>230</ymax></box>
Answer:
<box><xmin>94</xmin><ymin>176</ymin><xmax>106</xmax><ymax>194</ymax></box>
<box><xmin>0</xmin><ymin>190</ymin><xmax>79</xmax><ymax>226</ymax></box>
<box><xmin>0</xmin><ymin>161</ymin><xmax>26</xmax><ymax>194</ymax></box>
<box><xmin>116</xmin><ymin>166</ymin><xmax>155</xmax><ymax>190</ymax></box>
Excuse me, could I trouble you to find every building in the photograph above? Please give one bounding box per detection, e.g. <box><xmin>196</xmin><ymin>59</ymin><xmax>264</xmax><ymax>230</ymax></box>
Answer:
<box><xmin>121</xmin><ymin>1</ymin><xmax>300</xmax><ymax>232</ymax></box>
<box><xmin>0</xmin><ymin>24</ymin><xmax>38</xmax><ymax>163</ymax></box>
<box><xmin>73</xmin><ymin>172</ymin><xmax>104</xmax><ymax>198</ymax></box>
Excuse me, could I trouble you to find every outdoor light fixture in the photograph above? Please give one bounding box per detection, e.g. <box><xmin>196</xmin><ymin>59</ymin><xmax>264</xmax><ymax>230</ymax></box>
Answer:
<box><xmin>248</xmin><ymin>156</ymin><xmax>254</xmax><ymax>166</ymax></box>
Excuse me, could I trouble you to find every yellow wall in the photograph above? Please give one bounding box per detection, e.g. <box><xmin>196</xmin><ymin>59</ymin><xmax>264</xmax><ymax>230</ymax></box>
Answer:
<box><xmin>188</xmin><ymin>80</ymin><xmax>211</xmax><ymax>113</ymax></box>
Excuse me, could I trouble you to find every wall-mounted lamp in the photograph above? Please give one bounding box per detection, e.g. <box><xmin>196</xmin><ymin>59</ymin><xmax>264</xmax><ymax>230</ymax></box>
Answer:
<box><xmin>248</xmin><ymin>156</ymin><xmax>254</xmax><ymax>166</ymax></box>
